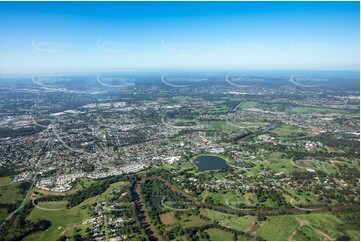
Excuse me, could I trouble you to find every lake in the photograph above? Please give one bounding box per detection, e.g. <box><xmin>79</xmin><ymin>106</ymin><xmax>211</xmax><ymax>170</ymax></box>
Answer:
<box><xmin>193</xmin><ymin>155</ymin><xmax>229</xmax><ymax>171</ymax></box>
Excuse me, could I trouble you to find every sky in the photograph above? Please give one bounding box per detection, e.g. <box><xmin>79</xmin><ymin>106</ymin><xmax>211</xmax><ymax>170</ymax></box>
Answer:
<box><xmin>0</xmin><ymin>1</ymin><xmax>359</xmax><ymax>74</ymax></box>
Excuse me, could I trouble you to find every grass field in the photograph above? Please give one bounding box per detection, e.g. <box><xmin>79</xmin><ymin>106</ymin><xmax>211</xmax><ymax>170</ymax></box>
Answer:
<box><xmin>60</xmin><ymin>222</ymin><xmax>93</xmax><ymax>240</ymax></box>
<box><xmin>34</xmin><ymin>201</ymin><xmax>68</xmax><ymax>210</ymax></box>
<box><xmin>256</xmin><ymin>212</ymin><xmax>359</xmax><ymax>241</ymax></box>
<box><xmin>223</xmin><ymin>192</ymin><xmax>258</xmax><ymax>209</ymax></box>
<box><xmin>0</xmin><ymin>208</ymin><xmax>8</xmax><ymax>224</ymax></box>
<box><xmin>160</xmin><ymin>212</ymin><xmax>175</xmax><ymax>225</ymax></box>
<box><xmin>199</xmin><ymin>120</ymin><xmax>268</xmax><ymax>137</ymax></box>
<box><xmin>181</xmin><ymin>214</ymin><xmax>211</xmax><ymax>228</ymax></box>
<box><xmin>205</xmin><ymin>228</ymin><xmax>234</xmax><ymax>240</ymax></box>
<box><xmin>200</xmin><ymin>106</ymin><xmax>230</xmax><ymax>114</ymax></box>
<box><xmin>249</xmin><ymin>151</ymin><xmax>296</xmax><ymax>174</ymax></box>
<box><xmin>25</xmin><ymin>181</ymin><xmax>129</xmax><ymax>240</ymax></box>
<box><xmin>239</xmin><ymin>101</ymin><xmax>258</xmax><ymax>109</ymax></box>
<box><xmin>160</xmin><ymin>211</ymin><xmax>211</xmax><ymax>230</ymax></box>
<box><xmin>201</xmin><ymin>190</ymin><xmax>237</xmax><ymax>206</ymax></box>
<box><xmin>286</xmin><ymin>106</ymin><xmax>352</xmax><ymax>115</ymax></box>
<box><xmin>202</xmin><ymin>121</ymin><xmax>244</xmax><ymax>133</ymax></box>
<box><xmin>175</xmin><ymin>120</ymin><xmax>198</xmax><ymax>126</ymax></box>
<box><xmin>0</xmin><ymin>177</ymin><xmax>27</xmax><ymax>236</ymax></box>
<box><xmin>201</xmin><ymin>209</ymin><xmax>256</xmax><ymax>232</ymax></box>
<box><xmin>283</xmin><ymin>188</ymin><xmax>321</xmax><ymax>204</ymax></box>
<box><xmin>290</xmin><ymin>157</ymin><xmax>340</xmax><ymax>175</ymax></box>
<box><xmin>268</xmin><ymin>124</ymin><xmax>304</xmax><ymax>138</ymax></box>
<box><xmin>0</xmin><ymin>176</ymin><xmax>12</xmax><ymax>185</ymax></box>
<box><xmin>200</xmin><ymin>209</ymin><xmax>359</xmax><ymax>241</ymax></box>
<box><xmin>0</xmin><ymin>181</ymin><xmax>23</xmax><ymax>204</ymax></box>
<box><xmin>96</xmin><ymin>181</ymin><xmax>128</xmax><ymax>202</ymax></box>
<box><xmin>25</xmin><ymin>197</ymin><xmax>94</xmax><ymax>241</ymax></box>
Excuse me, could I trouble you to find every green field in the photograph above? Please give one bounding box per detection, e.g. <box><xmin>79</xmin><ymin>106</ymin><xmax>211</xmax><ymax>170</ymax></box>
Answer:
<box><xmin>268</xmin><ymin>124</ymin><xmax>304</xmax><ymax>138</ymax></box>
<box><xmin>25</xmin><ymin>195</ymin><xmax>95</xmax><ymax>241</ymax></box>
<box><xmin>202</xmin><ymin>121</ymin><xmax>245</xmax><ymax>133</ymax></box>
<box><xmin>201</xmin><ymin>190</ymin><xmax>238</xmax><ymax>206</ymax></box>
<box><xmin>0</xmin><ymin>182</ymin><xmax>24</xmax><ymax>204</ymax></box>
<box><xmin>0</xmin><ymin>176</ymin><xmax>12</xmax><ymax>185</ymax></box>
<box><xmin>160</xmin><ymin>211</ymin><xmax>211</xmax><ymax>229</ymax></box>
<box><xmin>0</xmin><ymin>208</ymin><xmax>8</xmax><ymax>224</ymax></box>
<box><xmin>201</xmin><ymin>190</ymin><xmax>263</xmax><ymax>209</ymax></box>
<box><xmin>175</xmin><ymin>120</ymin><xmax>198</xmax><ymax>126</ymax></box>
<box><xmin>96</xmin><ymin>181</ymin><xmax>128</xmax><ymax>201</ymax></box>
<box><xmin>182</xmin><ymin>214</ymin><xmax>211</xmax><ymax>228</ymax></box>
<box><xmin>256</xmin><ymin>212</ymin><xmax>359</xmax><ymax>241</ymax></box>
<box><xmin>33</xmin><ymin>201</ymin><xmax>68</xmax><ymax>210</ymax></box>
<box><xmin>201</xmin><ymin>209</ymin><xmax>256</xmax><ymax>232</ymax></box>
<box><xmin>286</xmin><ymin>106</ymin><xmax>353</xmax><ymax>115</ymax></box>
<box><xmin>249</xmin><ymin>151</ymin><xmax>296</xmax><ymax>173</ymax></box>
<box><xmin>205</xmin><ymin>228</ymin><xmax>234</xmax><ymax>240</ymax></box>
<box><xmin>239</xmin><ymin>101</ymin><xmax>258</xmax><ymax>109</ymax></box>
<box><xmin>25</xmin><ymin>181</ymin><xmax>129</xmax><ymax>240</ymax></box>
<box><xmin>201</xmin><ymin>209</ymin><xmax>359</xmax><ymax>241</ymax></box>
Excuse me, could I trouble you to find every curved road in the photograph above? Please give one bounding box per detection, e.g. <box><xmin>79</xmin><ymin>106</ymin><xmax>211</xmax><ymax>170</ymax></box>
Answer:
<box><xmin>0</xmin><ymin>173</ymin><xmax>38</xmax><ymax>228</ymax></box>
<box><xmin>148</xmin><ymin>176</ymin><xmax>359</xmax><ymax>216</ymax></box>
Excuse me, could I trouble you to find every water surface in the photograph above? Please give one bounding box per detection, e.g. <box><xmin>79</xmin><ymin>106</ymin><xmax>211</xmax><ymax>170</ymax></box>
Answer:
<box><xmin>193</xmin><ymin>155</ymin><xmax>229</xmax><ymax>171</ymax></box>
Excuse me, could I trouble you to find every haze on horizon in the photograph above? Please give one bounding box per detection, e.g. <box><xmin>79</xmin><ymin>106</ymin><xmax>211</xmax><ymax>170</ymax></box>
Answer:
<box><xmin>0</xmin><ymin>1</ymin><xmax>359</xmax><ymax>74</ymax></box>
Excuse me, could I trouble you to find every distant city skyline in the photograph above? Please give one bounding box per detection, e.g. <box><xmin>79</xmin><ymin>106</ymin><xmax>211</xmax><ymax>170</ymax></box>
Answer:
<box><xmin>0</xmin><ymin>1</ymin><xmax>359</xmax><ymax>74</ymax></box>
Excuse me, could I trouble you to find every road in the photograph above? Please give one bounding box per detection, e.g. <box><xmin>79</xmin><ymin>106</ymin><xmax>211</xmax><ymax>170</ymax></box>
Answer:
<box><xmin>232</xmin><ymin>101</ymin><xmax>243</xmax><ymax>111</ymax></box>
<box><xmin>0</xmin><ymin>173</ymin><xmax>38</xmax><ymax>228</ymax></box>
<box><xmin>236</xmin><ymin>123</ymin><xmax>279</xmax><ymax>143</ymax></box>
<box><xmin>148</xmin><ymin>176</ymin><xmax>359</xmax><ymax>216</ymax></box>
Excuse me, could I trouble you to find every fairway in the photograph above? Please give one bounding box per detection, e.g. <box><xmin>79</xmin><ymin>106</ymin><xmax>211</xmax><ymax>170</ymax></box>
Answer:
<box><xmin>286</xmin><ymin>106</ymin><xmax>352</xmax><ymax>115</ymax></box>
<box><xmin>268</xmin><ymin>124</ymin><xmax>303</xmax><ymax>138</ymax></box>
<box><xmin>33</xmin><ymin>201</ymin><xmax>68</xmax><ymax>210</ymax></box>
<box><xmin>25</xmin><ymin>197</ymin><xmax>95</xmax><ymax>241</ymax></box>
<box><xmin>25</xmin><ymin>180</ymin><xmax>130</xmax><ymax>240</ymax></box>
<box><xmin>205</xmin><ymin>228</ymin><xmax>234</xmax><ymax>241</ymax></box>
<box><xmin>256</xmin><ymin>212</ymin><xmax>359</xmax><ymax>241</ymax></box>
<box><xmin>181</xmin><ymin>214</ymin><xmax>211</xmax><ymax>229</ymax></box>
<box><xmin>201</xmin><ymin>209</ymin><xmax>256</xmax><ymax>232</ymax></box>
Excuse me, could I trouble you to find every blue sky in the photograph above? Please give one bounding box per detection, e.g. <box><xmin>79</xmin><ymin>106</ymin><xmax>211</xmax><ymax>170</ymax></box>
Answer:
<box><xmin>0</xmin><ymin>1</ymin><xmax>359</xmax><ymax>73</ymax></box>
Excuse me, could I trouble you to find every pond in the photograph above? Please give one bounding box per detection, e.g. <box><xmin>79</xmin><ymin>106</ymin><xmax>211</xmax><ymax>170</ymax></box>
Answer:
<box><xmin>193</xmin><ymin>155</ymin><xmax>229</xmax><ymax>171</ymax></box>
